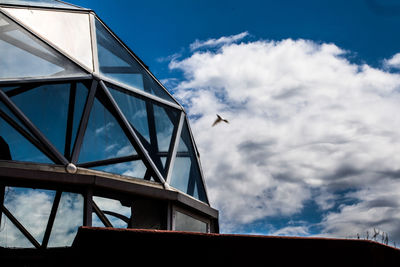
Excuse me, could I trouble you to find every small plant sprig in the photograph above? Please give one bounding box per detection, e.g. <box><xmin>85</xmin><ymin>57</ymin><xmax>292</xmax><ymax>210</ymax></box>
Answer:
<box><xmin>355</xmin><ymin>228</ymin><xmax>395</xmax><ymax>248</ymax></box>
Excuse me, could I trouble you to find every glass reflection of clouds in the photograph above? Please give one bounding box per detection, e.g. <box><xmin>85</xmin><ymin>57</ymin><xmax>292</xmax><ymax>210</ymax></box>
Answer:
<box><xmin>93</xmin><ymin>160</ymin><xmax>147</xmax><ymax>179</ymax></box>
<box><xmin>93</xmin><ymin>196</ymin><xmax>131</xmax><ymax>228</ymax></box>
<box><xmin>4</xmin><ymin>187</ymin><xmax>55</xmax><ymax>245</ymax></box>
<box><xmin>0</xmin><ymin>1</ymin><xmax>216</xmax><ymax>248</ymax></box>
<box><xmin>0</xmin><ymin>187</ymin><xmax>83</xmax><ymax>248</ymax></box>
<box><xmin>78</xmin><ymin>91</ymin><xmax>136</xmax><ymax>163</ymax></box>
<box><xmin>0</xmin><ymin>215</ymin><xmax>34</xmax><ymax>248</ymax></box>
<box><xmin>47</xmin><ymin>192</ymin><xmax>83</xmax><ymax>247</ymax></box>
<box><xmin>170</xmin><ymin>121</ymin><xmax>207</xmax><ymax>203</ymax></box>
<box><xmin>0</xmin><ymin>13</ymin><xmax>84</xmax><ymax>79</ymax></box>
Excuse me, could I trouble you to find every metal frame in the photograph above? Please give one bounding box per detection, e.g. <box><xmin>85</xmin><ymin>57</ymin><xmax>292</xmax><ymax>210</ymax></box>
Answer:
<box><xmin>0</xmin><ymin>1</ymin><xmax>218</xmax><ymax>249</ymax></box>
<box><xmin>0</xmin><ymin>162</ymin><xmax>219</xmax><ymax>248</ymax></box>
<box><xmin>92</xmin><ymin>15</ymin><xmax>184</xmax><ymax>110</ymax></box>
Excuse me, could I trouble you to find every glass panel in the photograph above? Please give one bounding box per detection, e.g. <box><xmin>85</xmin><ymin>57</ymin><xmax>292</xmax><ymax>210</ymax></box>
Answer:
<box><xmin>0</xmin><ymin>213</ymin><xmax>34</xmax><ymax>248</ymax></box>
<box><xmin>174</xmin><ymin>211</ymin><xmax>208</xmax><ymax>233</ymax></box>
<box><xmin>95</xmin><ymin>18</ymin><xmax>175</xmax><ymax>103</ymax></box>
<box><xmin>10</xmin><ymin>83</ymin><xmax>70</xmax><ymax>155</ymax></box>
<box><xmin>3</xmin><ymin>8</ymin><xmax>93</xmax><ymax>70</ymax></box>
<box><xmin>4</xmin><ymin>187</ymin><xmax>55</xmax><ymax>245</ymax></box>
<box><xmin>93</xmin><ymin>196</ymin><xmax>131</xmax><ymax>228</ymax></box>
<box><xmin>108</xmin><ymin>85</ymin><xmax>180</xmax><ymax>177</ymax></box>
<box><xmin>78</xmin><ymin>89</ymin><xmax>136</xmax><ymax>163</ymax></box>
<box><xmin>108</xmin><ymin>86</ymin><xmax>150</xmax><ymax>143</ymax></box>
<box><xmin>0</xmin><ymin>13</ymin><xmax>85</xmax><ymax>80</ymax></box>
<box><xmin>92</xmin><ymin>160</ymin><xmax>147</xmax><ymax>179</ymax></box>
<box><xmin>0</xmin><ymin>106</ymin><xmax>53</xmax><ymax>163</ymax></box>
<box><xmin>47</xmin><ymin>192</ymin><xmax>83</xmax><ymax>247</ymax></box>
<box><xmin>154</xmin><ymin>104</ymin><xmax>178</xmax><ymax>153</ymax></box>
<box><xmin>170</xmin><ymin>121</ymin><xmax>208</xmax><ymax>203</ymax></box>
<box><xmin>92</xmin><ymin>212</ymin><xmax>106</xmax><ymax>227</ymax></box>
<box><xmin>0</xmin><ymin>0</ymin><xmax>84</xmax><ymax>10</ymax></box>
<box><xmin>69</xmin><ymin>82</ymin><xmax>89</xmax><ymax>158</ymax></box>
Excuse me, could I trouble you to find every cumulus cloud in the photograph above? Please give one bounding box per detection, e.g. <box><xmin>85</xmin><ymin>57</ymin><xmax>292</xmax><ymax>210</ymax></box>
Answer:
<box><xmin>169</xmin><ymin>36</ymin><xmax>400</xmax><ymax>244</ymax></box>
<box><xmin>189</xmin><ymin>31</ymin><xmax>249</xmax><ymax>51</ymax></box>
<box><xmin>384</xmin><ymin>53</ymin><xmax>400</xmax><ymax>69</ymax></box>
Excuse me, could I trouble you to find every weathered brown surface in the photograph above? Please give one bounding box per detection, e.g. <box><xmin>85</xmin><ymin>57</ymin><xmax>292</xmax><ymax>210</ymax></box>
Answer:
<box><xmin>1</xmin><ymin>227</ymin><xmax>400</xmax><ymax>266</ymax></box>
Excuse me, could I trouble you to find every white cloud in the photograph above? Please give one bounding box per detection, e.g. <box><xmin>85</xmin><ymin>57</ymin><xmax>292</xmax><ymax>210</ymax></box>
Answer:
<box><xmin>189</xmin><ymin>32</ymin><xmax>249</xmax><ymax>51</ymax></box>
<box><xmin>169</xmin><ymin>37</ymin><xmax>400</xmax><ymax>243</ymax></box>
<box><xmin>384</xmin><ymin>53</ymin><xmax>400</xmax><ymax>69</ymax></box>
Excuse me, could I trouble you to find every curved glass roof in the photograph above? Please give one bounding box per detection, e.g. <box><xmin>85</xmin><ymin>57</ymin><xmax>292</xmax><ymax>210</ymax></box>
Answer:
<box><xmin>0</xmin><ymin>1</ymin><xmax>209</xmax><ymax>204</ymax></box>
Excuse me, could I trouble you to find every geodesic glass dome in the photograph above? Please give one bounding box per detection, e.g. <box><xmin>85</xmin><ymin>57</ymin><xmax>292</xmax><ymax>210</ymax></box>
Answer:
<box><xmin>0</xmin><ymin>0</ymin><xmax>218</xmax><ymax>249</ymax></box>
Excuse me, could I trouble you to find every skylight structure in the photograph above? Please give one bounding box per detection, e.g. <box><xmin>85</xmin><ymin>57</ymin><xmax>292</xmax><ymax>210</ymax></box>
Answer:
<box><xmin>0</xmin><ymin>0</ymin><xmax>218</xmax><ymax>249</ymax></box>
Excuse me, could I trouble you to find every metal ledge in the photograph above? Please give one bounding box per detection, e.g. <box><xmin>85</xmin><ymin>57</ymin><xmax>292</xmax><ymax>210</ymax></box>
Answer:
<box><xmin>0</xmin><ymin>161</ymin><xmax>218</xmax><ymax>219</ymax></box>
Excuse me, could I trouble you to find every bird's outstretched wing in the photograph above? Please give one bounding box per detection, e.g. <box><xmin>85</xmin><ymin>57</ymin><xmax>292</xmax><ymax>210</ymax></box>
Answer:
<box><xmin>212</xmin><ymin>117</ymin><xmax>221</xmax><ymax>127</ymax></box>
<box><xmin>212</xmin><ymin>114</ymin><xmax>229</xmax><ymax>126</ymax></box>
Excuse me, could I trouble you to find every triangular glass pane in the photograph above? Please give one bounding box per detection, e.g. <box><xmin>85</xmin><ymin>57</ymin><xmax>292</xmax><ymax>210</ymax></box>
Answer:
<box><xmin>170</xmin><ymin>120</ymin><xmax>208</xmax><ymax>203</ymax></box>
<box><xmin>4</xmin><ymin>186</ymin><xmax>56</xmax><ymax>245</ymax></box>
<box><xmin>108</xmin><ymin>85</ymin><xmax>179</xmax><ymax>177</ymax></box>
<box><xmin>69</xmin><ymin>82</ymin><xmax>89</xmax><ymax>158</ymax></box>
<box><xmin>95</xmin><ymin>18</ymin><xmax>175</xmax><ymax>103</ymax></box>
<box><xmin>0</xmin><ymin>0</ymin><xmax>86</xmax><ymax>10</ymax></box>
<box><xmin>0</xmin><ymin>211</ymin><xmax>34</xmax><ymax>248</ymax></box>
<box><xmin>0</xmin><ymin>12</ymin><xmax>85</xmax><ymax>80</ymax></box>
<box><xmin>78</xmin><ymin>89</ymin><xmax>136</xmax><ymax>163</ymax></box>
<box><xmin>0</xmin><ymin>103</ymin><xmax>53</xmax><ymax>163</ymax></box>
<box><xmin>9</xmin><ymin>82</ymin><xmax>89</xmax><ymax>157</ymax></box>
<box><xmin>3</xmin><ymin>7</ymin><xmax>93</xmax><ymax>70</ymax></box>
<box><xmin>47</xmin><ymin>192</ymin><xmax>83</xmax><ymax>247</ymax></box>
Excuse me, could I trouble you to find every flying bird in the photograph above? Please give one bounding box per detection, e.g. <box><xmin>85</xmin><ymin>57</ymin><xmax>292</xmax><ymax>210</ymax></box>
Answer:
<box><xmin>212</xmin><ymin>114</ymin><xmax>229</xmax><ymax>127</ymax></box>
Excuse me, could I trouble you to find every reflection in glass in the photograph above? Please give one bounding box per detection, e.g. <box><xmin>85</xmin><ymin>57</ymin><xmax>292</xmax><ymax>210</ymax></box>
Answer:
<box><xmin>170</xmin><ymin>121</ymin><xmax>208</xmax><ymax>203</ymax></box>
<box><xmin>0</xmin><ymin>13</ymin><xmax>84</xmax><ymax>79</ymax></box>
<box><xmin>0</xmin><ymin>213</ymin><xmax>34</xmax><ymax>248</ymax></box>
<box><xmin>47</xmin><ymin>192</ymin><xmax>83</xmax><ymax>247</ymax></box>
<box><xmin>108</xmin><ymin>86</ymin><xmax>150</xmax><ymax>143</ymax></box>
<box><xmin>108</xmin><ymin>85</ymin><xmax>179</xmax><ymax>177</ymax></box>
<box><xmin>95</xmin><ymin>19</ymin><xmax>175</xmax><ymax>103</ymax></box>
<box><xmin>174</xmin><ymin>211</ymin><xmax>208</xmax><ymax>233</ymax></box>
<box><xmin>4</xmin><ymin>187</ymin><xmax>56</xmax><ymax>245</ymax></box>
<box><xmin>3</xmin><ymin>8</ymin><xmax>93</xmax><ymax>70</ymax></box>
<box><xmin>69</xmin><ymin>83</ymin><xmax>89</xmax><ymax>158</ymax></box>
<box><xmin>92</xmin><ymin>160</ymin><xmax>147</xmax><ymax>179</ymax></box>
<box><xmin>93</xmin><ymin>196</ymin><xmax>131</xmax><ymax>228</ymax></box>
<box><xmin>9</xmin><ymin>82</ymin><xmax>89</xmax><ymax>158</ymax></box>
<box><xmin>10</xmin><ymin>83</ymin><xmax>69</xmax><ymax>154</ymax></box>
<box><xmin>0</xmin><ymin>109</ymin><xmax>52</xmax><ymax>163</ymax></box>
<box><xmin>78</xmin><ymin>89</ymin><xmax>136</xmax><ymax>163</ymax></box>
<box><xmin>92</xmin><ymin>212</ymin><xmax>106</xmax><ymax>227</ymax></box>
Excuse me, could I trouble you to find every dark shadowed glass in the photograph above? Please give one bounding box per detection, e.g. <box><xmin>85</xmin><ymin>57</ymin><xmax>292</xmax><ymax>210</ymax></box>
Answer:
<box><xmin>174</xmin><ymin>211</ymin><xmax>208</xmax><ymax>233</ymax></box>
<box><xmin>0</xmin><ymin>104</ymin><xmax>53</xmax><ymax>163</ymax></box>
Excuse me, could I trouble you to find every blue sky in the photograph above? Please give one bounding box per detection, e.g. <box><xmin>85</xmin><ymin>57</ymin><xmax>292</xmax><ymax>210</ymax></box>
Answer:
<box><xmin>69</xmin><ymin>0</ymin><xmax>400</xmax><ymax>74</ymax></box>
<box><xmin>66</xmin><ymin>0</ymin><xmax>400</xmax><ymax>244</ymax></box>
